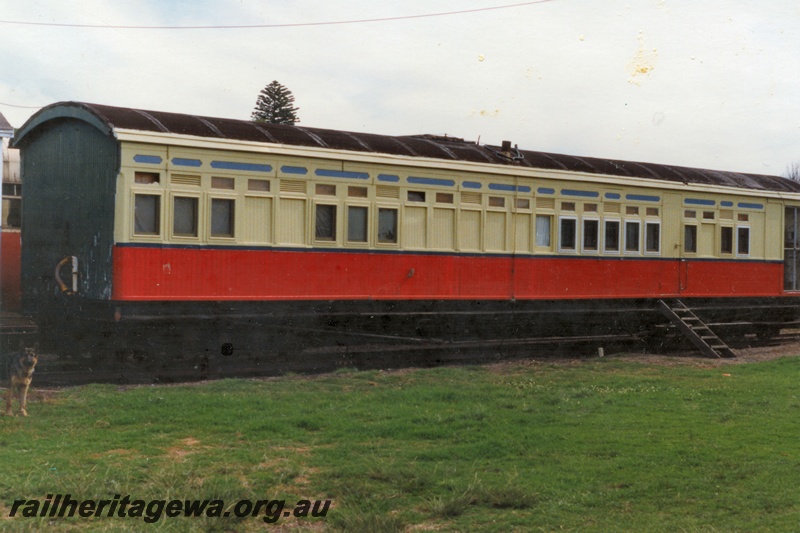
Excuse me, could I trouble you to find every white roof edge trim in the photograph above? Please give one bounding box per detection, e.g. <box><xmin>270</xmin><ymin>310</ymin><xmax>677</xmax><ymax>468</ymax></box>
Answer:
<box><xmin>114</xmin><ymin>129</ymin><xmax>799</xmax><ymax>203</ymax></box>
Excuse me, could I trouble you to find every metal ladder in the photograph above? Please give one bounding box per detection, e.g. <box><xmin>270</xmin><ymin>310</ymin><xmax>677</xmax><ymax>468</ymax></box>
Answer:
<box><xmin>657</xmin><ymin>299</ymin><xmax>736</xmax><ymax>358</ymax></box>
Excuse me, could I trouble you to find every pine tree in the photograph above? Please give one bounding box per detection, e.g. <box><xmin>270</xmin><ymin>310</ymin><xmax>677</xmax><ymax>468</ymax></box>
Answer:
<box><xmin>251</xmin><ymin>80</ymin><xmax>300</xmax><ymax>125</ymax></box>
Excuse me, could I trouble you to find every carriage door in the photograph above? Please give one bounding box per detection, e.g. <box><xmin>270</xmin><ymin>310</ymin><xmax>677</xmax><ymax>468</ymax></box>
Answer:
<box><xmin>784</xmin><ymin>206</ymin><xmax>800</xmax><ymax>291</ymax></box>
<box><xmin>663</xmin><ymin>193</ymin><xmax>689</xmax><ymax>294</ymax></box>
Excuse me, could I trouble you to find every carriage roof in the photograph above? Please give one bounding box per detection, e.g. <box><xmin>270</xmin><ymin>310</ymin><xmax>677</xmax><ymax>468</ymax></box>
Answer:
<box><xmin>15</xmin><ymin>101</ymin><xmax>800</xmax><ymax>195</ymax></box>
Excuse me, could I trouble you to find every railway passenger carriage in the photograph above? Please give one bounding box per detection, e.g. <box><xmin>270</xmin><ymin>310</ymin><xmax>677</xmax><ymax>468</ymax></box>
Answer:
<box><xmin>13</xmin><ymin>102</ymin><xmax>800</xmax><ymax>358</ymax></box>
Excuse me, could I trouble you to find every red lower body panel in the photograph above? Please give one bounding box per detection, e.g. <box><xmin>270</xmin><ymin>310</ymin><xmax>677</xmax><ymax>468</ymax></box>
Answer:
<box><xmin>111</xmin><ymin>245</ymin><xmax>783</xmax><ymax>301</ymax></box>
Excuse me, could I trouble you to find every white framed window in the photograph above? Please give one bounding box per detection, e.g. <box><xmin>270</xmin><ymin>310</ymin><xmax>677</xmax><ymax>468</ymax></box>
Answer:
<box><xmin>644</xmin><ymin>221</ymin><xmax>660</xmax><ymax>254</ymax></box>
<box><xmin>558</xmin><ymin>216</ymin><xmax>578</xmax><ymax>253</ymax></box>
<box><xmin>604</xmin><ymin>219</ymin><xmax>620</xmax><ymax>254</ymax></box>
<box><xmin>624</xmin><ymin>220</ymin><xmax>640</xmax><ymax>253</ymax></box>
<box><xmin>582</xmin><ymin>218</ymin><xmax>599</xmax><ymax>253</ymax></box>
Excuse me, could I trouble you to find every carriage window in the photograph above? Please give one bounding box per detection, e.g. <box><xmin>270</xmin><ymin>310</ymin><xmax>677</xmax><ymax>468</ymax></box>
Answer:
<box><xmin>738</xmin><ymin>213</ymin><xmax>749</xmax><ymax>222</ymax></box>
<box><xmin>583</xmin><ymin>219</ymin><xmax>599</xmax><ymax>252</ymax></box>
<box><xmin>489</xmin><ymin>196</ymin><xmax>505</xmax><ymax>208</ymax></box>
<box><xmin>348</xmin><ymin>186</ymin><xmax>368</xmax><ymax>198</ymax></box>
<box><xmin>134</xmin><ymin>171</ymin><xmax>159</xmax><ymax>185</ymax></box>
<box><xmin>684</xmin><ymin>210</ymin><xmax>696</xmax><ymax>219</ymax></box>
<box><xmin>535</xmin><ymin>215</ymin><xmax>551</xmax><ymax>247</ymax></box>
<box><xmin>703</xmin><ymin>211</ymin><xmax>715</xmax><ymax>220</ymax></box>
<box><xmin>407</xmin><ymin>191</ymin><xmax>426</xmax><ymax>202</ymax></box>
<box><xmin>433</xmin><ymin>192</ymin><xmax>453</xmax><ymax>204</ymax></box>
<box><xmin>316</xmin><ymin>184</ymin><xmax>336</xmax><ymax>196</ymax></box>
<box><xmin>134</xmin><ymin>194</ymin><xmax>160</xmax><ymax>235</ymax></box>
<box><xmin>315</xmin><ymin>204</ymin><xmax>336</xmax><ymax>240</ymax></box>
<box><xmin>347</xmin><ymin>206</ymin><xmax>368</xmax><ymax>243</ymax></box>
<box><xmin>626</xmin><ymin>206</ymin><xmax>639</xmax><ymax>216</ymax></box>
<box><xmin>560</xmin><ymin>202</ymin><xmax>575</xmax><ymax>212</ymax></box>
<box><xmin>720</xmin><ymin>226</ymin><xmax>733</xmax><ymax>254</ymax></box>
<box><xmin>646</xmin><ymin>207</ymin><xmax>659</xmax><ymax>217</ymax></box>
<box><xmin>604</xmin><ymin>220</ymin><xmax>620</xmax><ymax>252</ymax></box>
<box><xmin>559</xmin><ymin>217</ymin><xmax>577</xmax><ymax>252</ymax></box>
<box><xmin>173</xmin><ymin>196</ymin><xmax>198</xmax><ymax>237</ymax></box>
<box><xmin>211</xmin><ymin>177</ymin><xmax>235</xmax><ymax>190</ymax></box>
<box><xmin>584</xmin><ymin>203</ymin><xmax>598</xmax><ymax>213</ymax></box>
<box><xmin>378</xmin><ymin>208</ymin><xmax>398</xmax><ymax>243</ymax></box>
<box><xmin>516</xmin><ymin>198</ymin><xmax>531</xmax><ymax>209</ymax></box>
<box><xmin>645</xmin><ymin>222</ymin><xmax>660</xmax><ymax>253</ymax></box>
<box><xmin>684</xmin><ymin>225</ymin><xmax>697</xmax><ymax>253</ymax></box>
<box><xmin>211</xmin><ymin>198</ymin><xmax>235</xmax><ymax>237</ymax></box>
<box><xmin>737</xmin><ymin>226</ymin><xmax>750</xmax><ymax>256</ymax></box>
<box><xmin>625</xmin><ymin>220</ymin><xmax>640</xmax><ymax>252</ymax></box>
<box><xmin>248</xmin><ymin>179</ymin><xmax>270</xmax><ymax>192</ymax></box>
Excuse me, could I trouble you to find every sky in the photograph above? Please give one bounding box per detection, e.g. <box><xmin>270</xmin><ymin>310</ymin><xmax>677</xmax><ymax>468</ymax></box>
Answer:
<box><xmin>1</xmin><ymin>0</ymin><xmax>799</xmax><ymax>176</ymax></box>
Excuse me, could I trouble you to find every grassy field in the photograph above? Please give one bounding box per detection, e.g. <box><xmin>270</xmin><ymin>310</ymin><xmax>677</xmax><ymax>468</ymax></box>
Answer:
<box><xmin>1</xmin><ymin>354</ymin><xmax>800</xmax><ymax>532</ymax></box>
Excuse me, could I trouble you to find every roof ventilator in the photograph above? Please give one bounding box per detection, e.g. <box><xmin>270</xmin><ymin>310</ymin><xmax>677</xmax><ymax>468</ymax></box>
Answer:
<box><xmin>484</xmin><ymin>140</ymin><xmax>526</xmax><ymax>164</ymax></box>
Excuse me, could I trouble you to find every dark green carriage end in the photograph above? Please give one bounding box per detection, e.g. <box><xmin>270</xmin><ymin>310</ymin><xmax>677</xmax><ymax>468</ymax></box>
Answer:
<box><xmin>13</xmin><ymin>102</ymin><xmax>121</xmax><ymax>317</ymax></box>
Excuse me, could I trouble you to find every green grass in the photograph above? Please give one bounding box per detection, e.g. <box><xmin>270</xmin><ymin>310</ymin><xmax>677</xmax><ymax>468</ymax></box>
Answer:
<box><xmin>2</xmin><ymin>356</ymin><xmax>800</xmax><ymax>531</ymax></box>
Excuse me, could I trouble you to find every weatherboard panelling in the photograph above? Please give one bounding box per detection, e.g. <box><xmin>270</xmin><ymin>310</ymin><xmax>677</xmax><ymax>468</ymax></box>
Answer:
<box><xmin>404</xmin><ymin>206</ymin><xmax>427</xmax><ymax>249</ymax></box>
<box><xmin>432</xmin><ymin>208</ymin><xmax>455</xmax><ymax>250</ymax></box>
<box><xmin>459</xmin><ymin>210</ymin><xmax>482</xmax><ymax>251</ymax></box>
<box><xmin>242</xmin><ymin>196</ymin><xmax>272</xmax><ymax>244</ymax></box>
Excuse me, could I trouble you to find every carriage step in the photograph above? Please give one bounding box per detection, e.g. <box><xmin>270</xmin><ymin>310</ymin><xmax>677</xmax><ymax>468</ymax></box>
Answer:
<box><xmin>658</xmin><ymin>299</ymin><xmax>736</xmax><ymax>358</ymax></box>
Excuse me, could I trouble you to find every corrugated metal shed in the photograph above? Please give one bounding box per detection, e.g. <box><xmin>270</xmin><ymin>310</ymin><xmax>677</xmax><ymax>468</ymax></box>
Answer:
<box><xmin>16</xmin><ymin>101</ymin><xmax>800</xmax><ymax>194</ymax></box>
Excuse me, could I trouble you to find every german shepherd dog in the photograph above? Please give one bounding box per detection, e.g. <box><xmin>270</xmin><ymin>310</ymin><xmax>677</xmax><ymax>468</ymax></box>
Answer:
<box><xmin>3</xmin><ymin>341</ymin><xmax>39</xmax><ymax>417</ymax></box>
